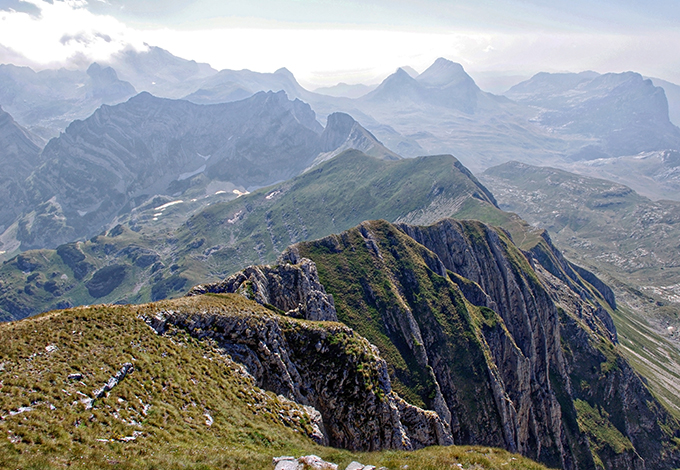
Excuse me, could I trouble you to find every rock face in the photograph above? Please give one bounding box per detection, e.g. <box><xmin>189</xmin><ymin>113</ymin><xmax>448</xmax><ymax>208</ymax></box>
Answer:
<box><xmin>18</xmin><ymin>92</ymin><xmax>396</xmax><ymax>249</ymax></box>
<box><xmin>288</xmin><ymin>219</ymin><xmax>680</xmax><ymax>470</ymax></box>
<box><xmin>188</xmin><ymin>252</ymin><xmax>338</xmax><ymax>322</ymax></box>
<box><xmin>0</xmin><ymin>107</ymin><xmax>41</xmax><ymax>235</ymax></box>
<box><xmin>506</xmin><ymin>71</ymin><xmax>680</xmax><ymax>158</ymax></box>
<box><xmin>144</xmin><ymin>294</ymin><xmax>452</xmax><ymax>451</ymax></box>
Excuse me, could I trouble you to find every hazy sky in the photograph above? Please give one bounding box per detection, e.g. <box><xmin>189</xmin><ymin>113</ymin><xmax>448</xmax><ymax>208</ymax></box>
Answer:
<box><xmin>0</xmin><ymin>0</ymin><xmax>678</xmax><ymax>88</ymax></box>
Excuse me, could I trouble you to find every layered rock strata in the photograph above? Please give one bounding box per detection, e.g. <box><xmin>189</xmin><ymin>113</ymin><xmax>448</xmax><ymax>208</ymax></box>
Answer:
<box><xmin>144</xmin><ymin>297</ymin><xmax>452</xmax><ymax>451</ymax></box>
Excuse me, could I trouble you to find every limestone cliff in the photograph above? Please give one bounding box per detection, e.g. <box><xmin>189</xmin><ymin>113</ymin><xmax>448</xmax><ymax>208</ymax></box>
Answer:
<box><xmin>188</xmin><ymin>255</ymin><xmax>337</xmax><ymax>322</ymax></box>
<box><xmin>281</xmin><ymin>219</ymin><xmax>680</xmax><ymax>470</ymax></box>
<box><xmin>145</xmin><ymin>296</ymin><xmax>452</xmax><ymax>450</ymax></box>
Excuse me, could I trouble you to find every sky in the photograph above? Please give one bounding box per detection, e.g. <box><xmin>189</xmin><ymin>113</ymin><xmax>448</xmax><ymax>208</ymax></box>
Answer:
<box><xmin>0</xmin><ymin>0</ymin><xmax>679</xmax><ymax>90</ymax></box>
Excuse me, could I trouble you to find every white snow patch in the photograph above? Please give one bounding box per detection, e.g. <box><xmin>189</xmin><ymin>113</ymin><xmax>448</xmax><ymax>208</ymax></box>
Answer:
<box><xmin>154</xmin><ymin>200</ymin><xmax>184</xmax><ymax>211</ymax></box>
<box><xmin>266</xmin><ymin>190</ymin><xmax>282</xmax><ymax>200</ymax></box>
<box><xmin>227</xmin><ymin>210</ymin><xmax>243</xmax><ymax>224</ymax></box>
<box><xmin>233</xmin><ymin>189</ymin><xmax>249</xmax><ymax>197</ymax></box>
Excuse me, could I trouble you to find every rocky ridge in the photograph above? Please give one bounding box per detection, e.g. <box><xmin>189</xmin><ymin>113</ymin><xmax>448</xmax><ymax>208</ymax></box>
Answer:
<box><xmin>266</xmin><ymin>218</ymin><xmax>680</xmax><ymax>470</ymax></box>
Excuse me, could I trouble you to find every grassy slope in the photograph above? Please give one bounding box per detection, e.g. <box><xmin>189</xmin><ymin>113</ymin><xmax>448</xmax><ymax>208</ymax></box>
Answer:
<box><xmin>0</xmin><ymin>293</ymin><xmax>552</xmax><ymax>470</ymax></box>
<box><xmin>176</xmin><ymin>150</ymin><xmax>502</xmax><ymax>283</ymax></box>
<box><xmin>0</xmin><ymin>150</ymin><xmax>515</xmax><ymax>322</ymax></box>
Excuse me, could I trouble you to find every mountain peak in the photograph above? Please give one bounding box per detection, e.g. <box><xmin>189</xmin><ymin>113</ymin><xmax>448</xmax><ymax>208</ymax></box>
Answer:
<box><xmin>275</xmin><ymin>67</ymin><xmax>294</xmax><ymax>77</ymax></box>
<box><xmin>416</xmin><ymin>58</ymin><xmax>475</xmax><ymax>88</ymax></box>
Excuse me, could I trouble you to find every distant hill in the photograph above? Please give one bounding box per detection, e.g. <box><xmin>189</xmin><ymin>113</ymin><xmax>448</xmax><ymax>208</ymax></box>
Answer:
<box><xmin>0</xmin><ymin>150</ymin><xmax>511</xmax><ymax>321</ymax></box>
<box><xmin>104</xmin><ymin>45</ymin><xmax>218</xmax><ymax>99</ymax></box>
<box><xmin>314</xmin><ymin>82</ymin><xmax>378</xmax><ymax>99</ymax></box>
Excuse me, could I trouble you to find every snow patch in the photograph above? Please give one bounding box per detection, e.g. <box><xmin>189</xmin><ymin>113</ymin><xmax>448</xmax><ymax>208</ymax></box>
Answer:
<box><xmin>154</xmin><ymin>200</ymin><xmax>184</xmax><ymax>211</ymax></box>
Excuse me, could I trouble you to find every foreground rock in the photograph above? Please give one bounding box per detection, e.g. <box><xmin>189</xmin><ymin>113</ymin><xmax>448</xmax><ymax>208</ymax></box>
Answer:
<box><xmin>188</xmin><ymin>255</ymin><xmax>337</xmax><ymax>322</ymax></box>
<box><xmin>273</xmin><ymin>456</ymin><xmax>383</xmax><ymax>470</ymax></box>
<box><xmin>146</xmin><ymin>293</ymin><xmax>452</xmax><ymax>450</ymax></box>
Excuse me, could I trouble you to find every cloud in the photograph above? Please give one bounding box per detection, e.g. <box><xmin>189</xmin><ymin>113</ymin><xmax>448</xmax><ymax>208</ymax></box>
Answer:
<box><xmin>140</xmin><ymin>26</ymin><xmax>680</xmax><ymax>87</ymax></box>
<box><xmin>0</xmin><ymin>0</ymin><xmax>145</xmax><ymax>68</ymax></box>
<box><xmin>0</xmin><ymin>0</ymin><xmax>678</xmax><ymax>88</ymax></box>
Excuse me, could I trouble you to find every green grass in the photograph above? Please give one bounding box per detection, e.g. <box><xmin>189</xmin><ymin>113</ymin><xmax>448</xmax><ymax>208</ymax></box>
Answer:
<box><xmin>0</xmin><ymin>293</ymin><xmax>553</xmax><ymax>470</ymax></box>
<box><xmin>574</xmin><ymin>399</ymin><xmax>634</xmax><ymax>468</ymax></box>
<box><xmin>0</xmin><ymin>151</ymin><xmax>516</xmax><ymax>322</ymax></box>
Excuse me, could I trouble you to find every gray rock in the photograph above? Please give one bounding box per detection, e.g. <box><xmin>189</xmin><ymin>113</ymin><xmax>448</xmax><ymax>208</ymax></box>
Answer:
<box><xmin>298</xmin><ymin>455</ymin><xmax>337</xmax><ymax>470</ymax></box>
<box><xmin>188</xmin><ymin>256</ymin><xmax>337</xmax><ymax>322</ymax></box>
<box><xmin>345</xmin><ymin>462</ymin><xmax>375</xmax><ymax>470</ymax></box>
<box><xmin>273</xmin><ymin>456</ymin><xmax>300</xmax><ymax>470</ymax></box>
<box><xmin>144</xmin><ymin>303</ymin><xmax>451</xmax><ymax>451</ymax></box>
<box><xmin>93</xmin><ymin>363</ymin><xmax>134</xmax><ymax>399</ymax></box>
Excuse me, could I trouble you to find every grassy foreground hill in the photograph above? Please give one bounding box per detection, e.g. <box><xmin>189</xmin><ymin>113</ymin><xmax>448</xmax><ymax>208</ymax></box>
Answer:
<box><xmin>0</xmin><ymin>150</ymin><xmax>519</xmax><ymax>321</ymax></box>
<box><xmin>0</xmin><ymin>293</ymin><xmax>552</xmax><ymax>470</ymax></box>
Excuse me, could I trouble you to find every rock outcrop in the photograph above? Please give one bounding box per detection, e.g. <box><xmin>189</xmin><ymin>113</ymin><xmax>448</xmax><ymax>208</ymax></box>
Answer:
<box><xmin>144</xmin><ymin>295</ymin><xmax>452</xmax><ymax>451</ymax></box>
<box><xmin>188</xmin><ymin>252</ymin><xmax>337</xmax><ymax>322</ymax></box>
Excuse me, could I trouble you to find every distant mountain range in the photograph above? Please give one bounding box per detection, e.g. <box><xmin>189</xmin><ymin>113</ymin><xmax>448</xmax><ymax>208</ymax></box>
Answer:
<box><xmin>0</xmin><ymin>62</ymin><xmax>136</xmax><ymax>139</ymax></box>
<box><xmin>3</xmin><ymin>48</ymin><xmax>679</xmax><ymax>186</ymax></box>
<box><xmin>506</xmin><ymin>71</ymin><xmax>680</xmax><ymax>158</ymax></box>
<box><xmin>0</xmin><ymin>91</ymin><xmax>395</xmax><ymax>252</ymax></box>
